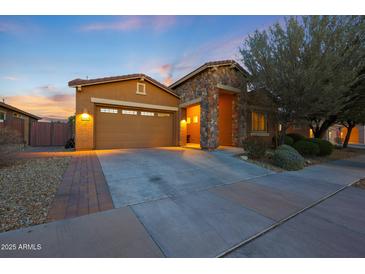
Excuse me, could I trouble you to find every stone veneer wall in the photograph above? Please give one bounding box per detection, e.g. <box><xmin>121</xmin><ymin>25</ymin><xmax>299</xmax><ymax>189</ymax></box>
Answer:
<box><xmin>173</xmin><ymin>66</ymin><xmax>247</xmax><ymax>149</ymax></box>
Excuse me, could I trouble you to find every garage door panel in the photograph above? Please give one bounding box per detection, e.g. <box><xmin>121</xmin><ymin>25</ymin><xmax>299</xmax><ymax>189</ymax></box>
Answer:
<box><xmin>96</xmin><ymin>107</ymin><xmax>174</xmax><ymax>149</ymax></box>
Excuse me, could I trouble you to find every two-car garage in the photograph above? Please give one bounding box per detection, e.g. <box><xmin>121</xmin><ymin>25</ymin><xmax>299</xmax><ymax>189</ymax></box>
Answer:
<box><xmin>95</xmin><ymin>106</ymin><xmax>175</xmax><ymax>149</ymax></box>
<box><xmin>70</xmin><ymin>74</ymin><xmax>180</xmax><ymax>150</ymax></box>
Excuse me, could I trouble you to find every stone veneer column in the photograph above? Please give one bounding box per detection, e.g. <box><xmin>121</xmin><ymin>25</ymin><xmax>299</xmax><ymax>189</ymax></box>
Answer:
<box><xmin>237</xmin><ymin>92</ymin><xmax>247</xmax><ymax>146</ymax></box>
<box><xmin>200</xmin><ymin>88</ymin><xmax>209</xmax><ymax>149</ymax></box>
<box><xmin>232</xmin><ymin>94</ymin><xmax>239</xmax><ymax>146</ymax></box>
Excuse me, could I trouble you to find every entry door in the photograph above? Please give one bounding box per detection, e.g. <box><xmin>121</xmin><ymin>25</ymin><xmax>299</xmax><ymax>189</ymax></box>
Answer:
<box><xmin>218</xmin><ymin>93</ymin><xmax>233</xmax><ymax>146</ymax></box>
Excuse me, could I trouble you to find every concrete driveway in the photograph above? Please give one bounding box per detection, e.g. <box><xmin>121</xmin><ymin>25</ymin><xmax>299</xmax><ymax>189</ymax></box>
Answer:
<box><xmin>1</xmin><ymin>151</ymin><xmax>365</xmax><ymax>258</ymax></box>
<box><xmin>96</xmin><ymin>147</ymin><xmax>273</xmax><ymax>208</ymax></box>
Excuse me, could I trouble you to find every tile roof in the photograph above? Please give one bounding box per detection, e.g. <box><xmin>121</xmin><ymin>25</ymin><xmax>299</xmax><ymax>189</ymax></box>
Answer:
<box><xmin>68</xmin><ymin>73</ymin><xmax>179</xmax><ymax>98</ymax></box>
<box><xmin>169</xmin><ymin>60</ymin><xmax>248</xmax><ymax>89</ymax></box>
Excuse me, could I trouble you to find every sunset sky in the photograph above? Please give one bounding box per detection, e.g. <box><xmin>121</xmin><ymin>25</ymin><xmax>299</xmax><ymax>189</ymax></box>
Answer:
<box><xmin>0</xmin><ymin>16</ymin><xmax>282</xmax><ymax>120</ymax></box>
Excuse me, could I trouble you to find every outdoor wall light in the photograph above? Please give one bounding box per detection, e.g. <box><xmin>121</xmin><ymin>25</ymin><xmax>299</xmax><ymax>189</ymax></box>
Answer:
<box><xmin>81</xmin><ymin>109</ymin><xmax>90</xmax><ymax>121</ymax></box>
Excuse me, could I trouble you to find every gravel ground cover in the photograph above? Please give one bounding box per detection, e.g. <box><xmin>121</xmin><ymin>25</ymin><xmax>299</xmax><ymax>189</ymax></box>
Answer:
<box><xmin>0</xmin><ymin>157</ymin><xmax>71</xmax><ymax>233</ymax></box>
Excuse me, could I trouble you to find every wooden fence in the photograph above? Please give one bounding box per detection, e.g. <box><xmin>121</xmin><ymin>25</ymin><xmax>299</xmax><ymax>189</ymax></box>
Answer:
<box><xmin>30</xmin><ymin>121</ymin><xmax>72</xmax><ymax>147</ymax></box>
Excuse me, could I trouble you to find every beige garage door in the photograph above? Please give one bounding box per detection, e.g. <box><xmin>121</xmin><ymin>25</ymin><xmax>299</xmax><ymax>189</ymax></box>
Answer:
<box><xmin>95</xmin><ymin>106</ymin><xmax>174</xmax><ymax>149</ymax></box>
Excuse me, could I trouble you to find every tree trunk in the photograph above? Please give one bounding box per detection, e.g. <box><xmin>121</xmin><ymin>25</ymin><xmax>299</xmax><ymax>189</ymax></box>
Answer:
<box><xmin>278</xmin><ymin>125</ymin><xmax>288</xmax><ymax>145</ymax></box>
<box><xmin>343</xmin><ymin>124</ymin><xmax>355</xmax><ymax>148</ymax></box>
<box><xmin>312</xmin><ymin>116</ymin><xmax>337</xmax><ymax>139</ymax></box>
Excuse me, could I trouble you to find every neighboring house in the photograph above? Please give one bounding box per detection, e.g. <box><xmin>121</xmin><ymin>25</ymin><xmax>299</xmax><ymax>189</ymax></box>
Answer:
<box><xmin>0</xmin><ymin>102</ymin><xmax>41</xmax><ymax>145</ymax></box>
<box><xmin>326</xmin><ymin>124</ymin><xmax>365</xmax><ymax>145</ymax></box>
<box><xmin>68</xmin><ymin>60</ymin><xmax>277</xmax><ymax>150</ymax></box>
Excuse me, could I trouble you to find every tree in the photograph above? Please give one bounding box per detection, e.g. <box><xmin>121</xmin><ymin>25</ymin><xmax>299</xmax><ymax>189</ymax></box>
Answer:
<box><xmin>240</xmin><ymin>16</ymin><xmax>365</xmax><ymax>143</ymax></box>
<box><xmin>305</xmin><ymin>16</ymin><xmax>365</xmax><ymax>138</ymax></box>
<box><xmin>67</xmin><ymin>114</ymin><xmax>76</xmax><ymax>137</ymax></box>
<box><xmin>339</xmin><ymin>67</ymin><xmax>365</xmax><ymax>148</ymax></box>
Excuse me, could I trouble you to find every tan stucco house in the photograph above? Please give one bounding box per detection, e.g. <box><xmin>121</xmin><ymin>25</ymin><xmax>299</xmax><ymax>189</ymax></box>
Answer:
<box><xmin>0</xmin><ymin>101</ymin><xmax>41</xmax><ymax>145</ymax></box>
<box><xmin>69</xmin><ymin>60</ymin><xmax>276</xmax><ymax>150</ymax></box>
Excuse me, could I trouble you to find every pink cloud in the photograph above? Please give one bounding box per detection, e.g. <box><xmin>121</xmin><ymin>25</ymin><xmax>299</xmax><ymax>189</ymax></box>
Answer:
<box><xmin>6</xmin><ymin>93</ymin><xmax>75</xmax><ymax>120</ymax></box>
<box><xmin>80</xmin><ymin>16</ymin><xmax>177</xmax><ymax>32</ymax></box>
<box><xmin>144</xmin><ymin>33</ymin><xmax>247</xmax><ymax>86</ymax></box>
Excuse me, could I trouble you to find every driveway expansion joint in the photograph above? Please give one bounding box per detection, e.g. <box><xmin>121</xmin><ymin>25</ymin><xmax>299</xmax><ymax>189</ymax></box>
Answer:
<box><xmin>217</xmin><ymin>179</ymin><xmax>359</xmax><ymax>258</ymax></box>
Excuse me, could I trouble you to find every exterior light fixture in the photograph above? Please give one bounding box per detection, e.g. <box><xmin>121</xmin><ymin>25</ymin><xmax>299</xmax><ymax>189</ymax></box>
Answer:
<box><xmin>81</xmin><ymin>108</ymin><xmax>90</xmax><ymax>121</ymax></box>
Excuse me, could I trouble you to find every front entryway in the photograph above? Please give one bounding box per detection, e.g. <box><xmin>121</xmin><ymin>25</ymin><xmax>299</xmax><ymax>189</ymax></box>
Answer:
<box><xmin>186</xmin><ymin>104</ymin><xmax>200</xmax><ymax>146</ymax></box>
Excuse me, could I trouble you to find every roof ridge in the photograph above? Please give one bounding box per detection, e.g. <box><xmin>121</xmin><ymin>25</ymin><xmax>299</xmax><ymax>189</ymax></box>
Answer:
<box><xmin>169</xmin><ymin>59</ymin><xmax>247</xmax><ymax>89</ymax></box>
<box><xmin>68</xmin><ymin>73</ymin><xmax>179</xmax><ymax>98</ymax></box>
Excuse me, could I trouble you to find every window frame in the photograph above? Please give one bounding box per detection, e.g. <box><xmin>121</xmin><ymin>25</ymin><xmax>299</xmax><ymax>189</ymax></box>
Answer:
<box><xmin>251</xmin><ymin>111</ymin><xmax>268</xmax><ymax>132</ymax></box>
<box><xmin>100</xmin><ymin>108</ymin><xmax>118</xmax><ymax>114</ymax></box>
<box><xmin>0</xmin><ymin>111</ymin><xmax>6</xmax><ymax>122</ymax></box>
<box><xmin>136</xmin><ymin>82</ymin><xmax>146</xmax><ymax>95</ymax></box>
<box><xmin>140</xmin><ymin>111</ymin><xmax>154</xmax><ymax>117</ymax></box>
<box><xmin>121</xmin><ymin>109</ymin><xmax>138</xmax><ymax>115</ymax></box>
<box><xmin>157</xmin><ymin>113</ymin><xmax>170</xmax><ymax>117</ymax></box>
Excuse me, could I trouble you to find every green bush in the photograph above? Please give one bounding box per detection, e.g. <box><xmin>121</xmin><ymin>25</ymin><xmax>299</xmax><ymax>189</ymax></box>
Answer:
<box><xmin>242</xmin><ymin>139</ymin><xmax>268</xmax><ymax>159</ymax></box>
<box><xmin>277</xmin><ymin>144</ymin><xmax>298</xmax><ymax>153</ymax></box>
<box><xmin>292</xmin><ymin>140</ymin><xmax>320</xmax><ymax>156</ymax></box>
<box><xmin>307</xmin><ymin>138</ymin><xmax>333</xmax><ymax>156</ymax></box>
<box><xmin>272</xmin><ymin>145</ymin><xmax>305</xmax><ymax>170</ymax></box>
<box><xmin>286</xmin><ymin>133</ymin><xmax>306</xmax><ymax>143</ymax></box>
<box><xmin>284</xmin><ymin>136</ymin><xmax>294</xmax><ymax>146</ymax></box>
<box><xmin>272</xmin><ymin>135</ymin><xmax>294</xmax><ymax>146</ymax></box>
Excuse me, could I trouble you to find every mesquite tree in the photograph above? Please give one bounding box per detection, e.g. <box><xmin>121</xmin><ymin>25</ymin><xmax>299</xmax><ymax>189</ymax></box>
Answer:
<box><xmin>240</xmin><ymin>16</ymin><xmax>365</xmax><ymax>143</ymax></box>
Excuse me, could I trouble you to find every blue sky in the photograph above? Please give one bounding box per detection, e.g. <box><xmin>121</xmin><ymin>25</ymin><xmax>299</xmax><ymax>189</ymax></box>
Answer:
<box><xmin>0</xmin><ymin>16</ymin><xmax>282</xmax><ymax>119</ymax></box>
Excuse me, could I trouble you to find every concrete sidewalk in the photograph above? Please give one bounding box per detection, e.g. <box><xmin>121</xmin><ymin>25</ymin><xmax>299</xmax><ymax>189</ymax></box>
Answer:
<box><xmin>0</xmin><ymin>155</ymin><xmax>364</xmax><ymax>258</ymax></box>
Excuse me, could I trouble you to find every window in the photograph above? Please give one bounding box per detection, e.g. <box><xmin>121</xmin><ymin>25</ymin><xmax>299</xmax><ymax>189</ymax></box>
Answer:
<box><xmin>251</xmin><ymin>111</ymin><xmax>267</xmax><ymax>132</ymax></box>
<box><xmin>13</xmin><ymin>113</ymin><xmax>24</xmax><ymax>119</ymax></box>
<box><xmin>193</xmin><ymin>116</ymin><xmax>198</xmax><ymax>123</ymax></box>
<box><xmin>136</xmin><ymin>82</ymin><xmax>146</xmax><ymax>95</ymax></box>
<box><xmin>140</xmin><ymin>111</ymin><xmax>154</xmax><ymax>116</ymax></box>
<box><xmin>187</xmin><ymin>117</ymin><xmax>191</xmax><ymax>124</ymax></box>
<box><xmin>122</xmin><ymin>109</ymin><xmax>137</xmax><ymax>115</ymax></box>
<box><xmin>0</xmin><ymin>111</ymin><xmax>5</xmax><ymax>122</ymax></box>
<box><xmin>100</xmin><ymin>108</ymin><xmax>118</xmax><ymax>113</ymax></box>
<box><xmin>157</xmin><ymin>113</ymin><xmax>170</xmax><ymax>117</ymax></box>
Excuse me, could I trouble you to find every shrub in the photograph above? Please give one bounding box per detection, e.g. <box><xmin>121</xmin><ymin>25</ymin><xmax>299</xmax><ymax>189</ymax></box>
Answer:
<box><xmin>307</xmin><ymin>138</ymin><xmax>333</xmax><ymax>156</ymax></box>
<box><xmin>272</xmin><ymin>135</ymin><xmax>294</xmax><ymax>147</ymax></box>
<box><xmin>277</xmin><ymin>144</ymin><xmax>298</xmax><ymax>153</ymax></box>
<box><xmin>286</xmin><ymin>133</ymin><xmax>306</xmax><ymax>143</ymax></box>
<box><xmin>292</xmin><ymin>139</ymin><xmax>320</xmax><ymax>156</ymax></box>
<box><xmin>242</xmin><ymin>139</ymin><xmax>268</xmax><ymax>159</ymax></box>
<box><xmin>284</xmin><ymin>136</ymin><xmax>294</xmax><ymax>146</ymax></box>
<box><xmin>272</xmin><ymin>145</ymin><xmax>305</xmax><ymax>170</ymax></box>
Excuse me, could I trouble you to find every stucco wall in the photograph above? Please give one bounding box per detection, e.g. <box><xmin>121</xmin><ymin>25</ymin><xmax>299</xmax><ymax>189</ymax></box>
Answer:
<box><xmin>75</xmin><ymin>79</ymin><xmax>180</xmax><ymax>150</ymax></box>
<box><xmin>173</xmin><ymin>65</ymin><xmax>247</xmax><ymax>149</ymax></box>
